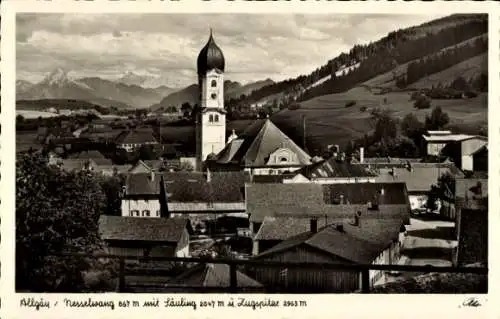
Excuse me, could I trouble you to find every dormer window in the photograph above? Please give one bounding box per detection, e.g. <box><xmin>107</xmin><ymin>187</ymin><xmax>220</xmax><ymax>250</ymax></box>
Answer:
<box><xmin>211</xmin><ymin>93</ymin><xmax>217</xmax><ymax>100</ymax></box>
<box><xmin>211</xmin><ymin>80</ymin><xmax>217</xmax><ymax>87</ymax></box>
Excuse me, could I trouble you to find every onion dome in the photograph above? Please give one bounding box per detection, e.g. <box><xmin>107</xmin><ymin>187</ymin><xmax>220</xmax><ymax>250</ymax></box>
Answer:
<box><xmin>197</xmin><ymin>29</ymin><xmax>225</xmax><ymax>75</ymax></box>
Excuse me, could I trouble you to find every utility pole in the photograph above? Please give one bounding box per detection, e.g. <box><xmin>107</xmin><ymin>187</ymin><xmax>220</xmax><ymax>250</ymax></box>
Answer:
<box><xmin>302</xmin><ymin>114</ymin><xmax>307</xmax><ymax>153</ymax></box>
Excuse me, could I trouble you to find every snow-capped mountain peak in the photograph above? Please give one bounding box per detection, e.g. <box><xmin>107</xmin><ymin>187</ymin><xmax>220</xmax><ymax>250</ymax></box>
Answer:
<box><xmin>41</xmin><ymin>68</ymin><xmax>71</xmax><ymax>86</ymax></box>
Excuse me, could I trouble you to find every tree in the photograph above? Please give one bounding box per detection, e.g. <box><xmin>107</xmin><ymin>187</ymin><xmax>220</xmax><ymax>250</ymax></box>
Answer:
<box><xmin>181</xmin><ymin>102</ymin><xmax>192</xmax><ymax>118</ymax></box>
<box><xmin>16</xmin><ymin>152</ymin><xmax>106</xmax><ymax>292</ymax></box>
<box><xmin>99</xmin><ymin>173</ymin><xmax>125</xmax><ymax>216</ymax></box>
<box><xmin>450</xmin><ymin>76</ymin><xmax>470</xmax><ymax>91</ymax></box>
<box><xmin>373</xmin><ymin>110</ymin><xmax>398</xmax><ymax>142</ymax></box>
<box><xmin>425</xmin><ymin>106</ymin><xmax>450</xmax><ymax>130</ymax></box>
<box><xmin>413</xmin><ymin>95</ymin><xmax>431</xmax><ymax>109</ymax></box>
<box><xmin>401</xmin><ymin>113</ymin><xmax>424</xmax><ymax>138</ymax></box>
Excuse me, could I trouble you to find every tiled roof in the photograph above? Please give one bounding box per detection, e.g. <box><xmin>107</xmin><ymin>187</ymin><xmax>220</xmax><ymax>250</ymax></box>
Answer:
<box><xmin>256</xmin><ymin>219</ymin><xmax>401</xmax><ymax>264</ymax></box>
<box><xmin>163</xmin><ymin>171</ymin><xmax>250</xmax><ymax>203</ymax></box>
<box><xmin>255</xmin><ymin>216</ymin><xmax>403</xmax><ymax>245</ymax></box>
<box><xmin>299</xmin><ymin>157</ymin><xmax>377</xmax><ymax>179</ymax></box>
<box><xmin>246</xmin><ymin>183</ymin><xmax>410</xmax><ymax>223</ymax></box>
<box><xmin>373</xmin><ymin>163</ymin><xmax>464</xmax><ymax>193</ymax></box>
<box><xmin>322</xmin><ymin>183</ymin><xmax>409</xmax><ymax>205</ymax></box>
<box><xmin>216</xmin><ymin>119</ymin><xmax>311</xmax><ymax>167</ymax></box>
<box><xmin>353</xmin><ymin>157</ymin><xmax>422</xmax><ymax>165</ymax></box>
<box><xmin>169</xmin><ymin>263</ymin><xmax>263</xmax><ymax>288</ymax></box>
<box><xmin>255</xmin><ymin>217</ymin><xmax>336</xmax><ymax>241</ymax></box>
<box><xmin>125</xmin><ymin>172</ymin><xmax>163</xmax><ymax>195</ymax></box>
<box><xmin>99</xmin><ymin>215</ymin><xmax>189</xmax><ymax>242</ymax></box>
<box><xmin>115</xmin><ymin>129</ymin><xmax>158</xmax><ymax>144</ymax></box>
<box><xmin>68</xmin><ymin>150</ymin><xmax>107</xmax><ymax>159</ymax></box>
<box><xmin>252</xmin><ymin>173</ymin><xmax>295</xmax><ymax>184</ymax></box>
<box><xmin>96</xmin><ymin>164</ymin><xmax>133</xmax><ymax>174</ymax></box>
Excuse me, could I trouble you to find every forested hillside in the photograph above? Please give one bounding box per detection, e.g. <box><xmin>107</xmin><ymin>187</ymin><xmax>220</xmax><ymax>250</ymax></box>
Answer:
<box><xmin>227</xmin><ymin>14</ymin><xmax>487</xmax><ymax>113</ymax></box>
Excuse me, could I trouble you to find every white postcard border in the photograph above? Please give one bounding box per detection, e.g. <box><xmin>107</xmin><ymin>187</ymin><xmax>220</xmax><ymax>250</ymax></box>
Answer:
<box><xmin>1</xmin><ymin>1</ymin><xmax>499</xmax><ymax>318</ymax></box>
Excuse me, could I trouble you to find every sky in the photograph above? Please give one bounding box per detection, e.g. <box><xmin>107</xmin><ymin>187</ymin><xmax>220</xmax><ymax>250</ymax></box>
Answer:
<box><xmin>16</xmin><ymin>13</ymin><xmax>447</xmax><ymax>88</ymax></box>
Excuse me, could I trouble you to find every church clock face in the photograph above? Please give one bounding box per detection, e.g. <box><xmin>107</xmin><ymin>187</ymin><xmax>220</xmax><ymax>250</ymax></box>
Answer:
<box><xmin>211</xmin><ymin>93</ymin><xmax>217</xmax><ymax>99</ymax></box>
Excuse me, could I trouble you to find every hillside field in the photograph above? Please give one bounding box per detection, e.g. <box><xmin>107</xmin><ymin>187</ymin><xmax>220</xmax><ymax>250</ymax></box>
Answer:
<box><xmin>271</xmin><ymin>87</ymin><xmax>487</xmax><ymax>151</ymax></box>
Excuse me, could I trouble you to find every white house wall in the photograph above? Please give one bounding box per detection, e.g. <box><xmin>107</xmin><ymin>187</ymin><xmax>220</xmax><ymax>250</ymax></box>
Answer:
<box><xmin>121</xmin><ymin>199</ymin><xmax>161</xmax><ymax>217</ymax></box>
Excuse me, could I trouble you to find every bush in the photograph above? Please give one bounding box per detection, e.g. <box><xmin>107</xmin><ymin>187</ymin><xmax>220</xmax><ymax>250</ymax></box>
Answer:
<box><xmin>414</xmin><ymin>95</ymin><xmax>432</xmax><ymax>109</ymax></box>
<box><xmin>345</xmin><ymin>100</ymin><xmax>356</xmax><ymax>108</ymax></box>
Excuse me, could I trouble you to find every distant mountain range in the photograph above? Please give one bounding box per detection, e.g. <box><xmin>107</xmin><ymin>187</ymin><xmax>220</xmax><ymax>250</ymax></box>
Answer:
<box><xmin>16</xmin><ymin>68</ymin><xmax>174</xmax><ymax>109</ymax></box>
<box><xmin>151</xmin><ymin>78</ymin><xmax>275</xmax><ymax>110</ymax></box>
<box><xmin>17</xmin><ymin>68</ymin><xmax>274</xmax><ymax>110</ymax></box>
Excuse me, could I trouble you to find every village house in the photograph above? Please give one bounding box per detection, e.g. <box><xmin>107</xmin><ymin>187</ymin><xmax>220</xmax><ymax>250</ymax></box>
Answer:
<box><xmin>58</xmin><ymin>158</ymin><xmax>98</xmax><ymax>172</ymax></box>
<box><xmin>115</xmin><ymin>128</ymin><xmax>159</xmax><ymax>152</ymax></box>
<box><xmin>96</xmin><ymin>164</ymin><xmax>133</xmax><ymax>176</ymax></box>
<box><xmin>36</xmin><ymin>127</ymin><xmax>76</xmax><ymax>145</ymax></box>
<box><xmin>283</xmin><ymin>150</ymin><xmax>377</xmax><ymax>184</ymax></box>
<box><xmin>67</xmin><ymin>150</ymin><xmax>113</xmax><ymax>166</ymax></box>
<box><xmin>121</xmin><ymin>171</ymin><xmax>165</xmax><ymax>218</ymax></box>
<box><xmin>422</xmin><ymin>131</ymin><xmax>487</xmax><ymax>168</ymax></box>
<box><xmin>453</xmin><ymin>178</ymin><xmax>488</xmax><ymax>267</ymax></box>
<box><xmin>372</xmin><ymin>161</ymin><xmax>464</xmax><ymax>211</ymax></box>
<box><xmin>160</xmin><ymin>171</ymin><xmax>250</xmax><ymax>229</ymax></box>
<box><xmin>165</xmin><ymin>263</ymin><xmax>263</xmax><ymax>292</ymax></box>
<box><xmin>209</xmin><ymin>119</ymin><xmax>312</xmax><ymax>175</ymax></box>
<box><xmin>245</xmin><ymin>182</ymin><xmax>411</xmax><ymax>239</ymax></box>
<box><xmin>440</xmin><ymin>136</ymin><xmax>488</xmax><ymax>172</ymax></box>
<box><xmin>251</xmin><ymin>216</ymin><xmax>405</xmax><ymax>292</ymax></box>
<box><xmin>98</xmin><ymin>215</ymin><xmax>191</xmax><ymax>258</ymax></box>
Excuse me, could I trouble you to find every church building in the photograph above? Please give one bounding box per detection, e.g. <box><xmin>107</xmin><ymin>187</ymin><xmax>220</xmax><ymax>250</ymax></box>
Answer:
<box><xmin>195</xmin><ymin>30</ymin><xmax>311</xmax><ymax>175</ymax></box>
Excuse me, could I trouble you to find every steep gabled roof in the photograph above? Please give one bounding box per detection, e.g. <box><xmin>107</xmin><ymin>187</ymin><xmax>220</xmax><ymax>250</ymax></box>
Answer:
<box><xmin>216</xmin><ymin>119</ymin><xmax>311</xmax><ymax>167</ymax></box>
<box><xmin>246</xmin><ymin>182</ymin><xmax>411</xmax><ymax>223</ymax></box>
<box><xmin>373</xmin><ymin>163</ymin><xmax>464</xmax><ymax>193</ymax></box>
<box><xmin>115</xmin><ymin>129</ymin><xmax>158</xmax><ymax>144</ymax></box>
<box><xmin>99</xmin><ymin>215</ymin><xmax>189</xmax><ymax>243</ymax></box>
<box><xmin>299</xmin><ymin>156</ymin><xmax>377</xmax><ymax>179</ymax></box>
<box><xmin>125</xmin><ymin>172</ymin><xmax>163</xmax><ymax>196</ymax></box>
<box><xmin>163</xmin><ymin>171</ymin><xmax>250</xmax><ymax>203</ymax></box>
<box><xmin>169</xmin><ymin>263</ymin><xmax>263</xmax><ymax>288</ymax></box>
<box><xmin>255</xmin><ymin>221</ymin><xmax>399</xmax><ymax>264</ymax></box>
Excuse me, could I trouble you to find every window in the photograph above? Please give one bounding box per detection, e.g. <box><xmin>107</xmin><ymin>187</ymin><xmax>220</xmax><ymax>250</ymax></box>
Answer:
<box><xmin>156</xmin><ymin>210</ymin><xmax>160</xmax><ymax>217</ymax></box>
<box><xmin>211</xmin><ymin>80</ymin><xmax>217</xmax><ymax>87</ymax></box>
<box><xmin>142</xmin><ymin>210</ymin><xmax>150</xmax><ymax>217</ymax></box>
<box><xmin>209</xmin><ymin>115</ymin><xmax>214</xmax><ymax>122</ymax></box>
<box><xmin>214</xmin><ymin>114</ymin><xmax>219</xmax><ymax>122</ymax></box>
<box><xmin>131</xmin><ymin>210</ymin><xmax>139</xmax><ymax>216</ymax></box>
<box><xmin>211</xmin><ymin>93</ymin><xmax>217</xmax><ymax>100</ymax></box>
<box><xmin>280</xmin><ymin>156</ymin><xmax>288</xmax><ymax>162</ymax></box>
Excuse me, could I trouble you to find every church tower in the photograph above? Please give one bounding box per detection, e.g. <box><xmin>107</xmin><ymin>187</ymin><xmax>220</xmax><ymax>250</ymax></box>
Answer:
<box><xmin>195</xmin><ymin>29</ymin><xmax>226</xmax><ymax>170</ymax></box>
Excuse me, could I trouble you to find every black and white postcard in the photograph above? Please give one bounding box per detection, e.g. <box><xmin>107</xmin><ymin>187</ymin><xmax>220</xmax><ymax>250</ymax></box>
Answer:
<box><xmin>1</xmin><ymin>1</ymin><xmax>498</xmax><ymax>318</ymax></box>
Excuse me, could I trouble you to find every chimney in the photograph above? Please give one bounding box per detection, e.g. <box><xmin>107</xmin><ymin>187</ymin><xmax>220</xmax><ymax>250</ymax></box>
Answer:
<box><xmin>336</xmin><ymin>224</ymin><xmax>344</xmax><ymax>232</ymax></box>
<box><xmin>206</xmin><ymin>167</ymin><xmax>211</xmax><ymax>183</ymax></box>
<box><xmin>359</xmin><ymin>147</ymin><xmax>364</xmax><ymax>163</ymax></box>
<box><xmin>353</xmin><ymin>211</ymin><xmax>361</xmax><ymax>226</ymax></box>
<box><xmin>310</xmin><ymin>218</ymin><xmax>318</xmax><ymax>233</ymax></box>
